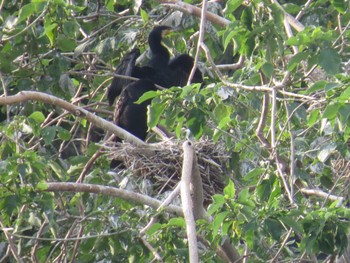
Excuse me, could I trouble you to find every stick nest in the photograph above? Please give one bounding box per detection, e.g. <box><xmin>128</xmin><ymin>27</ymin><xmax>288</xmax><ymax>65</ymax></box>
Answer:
<box><xmin>104</xmin><ymin>139</ymin><xmax>234</xmax><ymax>202</ymax></box>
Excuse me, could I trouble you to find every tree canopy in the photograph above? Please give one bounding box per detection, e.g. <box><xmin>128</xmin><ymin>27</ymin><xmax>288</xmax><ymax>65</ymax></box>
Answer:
<box><xmin>1</xmin><ymin>0</ymin><xmax>350</xmax><ymax>262</ymax></box>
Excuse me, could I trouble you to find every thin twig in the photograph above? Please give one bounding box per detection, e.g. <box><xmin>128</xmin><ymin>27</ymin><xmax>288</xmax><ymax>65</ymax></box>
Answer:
<box><xmin>1</xmin><ymin>6</ymin><xmax>48</xmax><ymax>42</ymax></box>
<box><xmin>269</xmin><ymin>228</ymin><xmax>293</xmax><ymax>262</ymax></box>
<box><xmin>187</xmin><ymin>0</ymin><xmax>207</xmax><ymax>85</ymax></box>
<box><xmin>0</xmin><ymin>221</ymin><xmax>22</xmax><ymax>263</ymax></box>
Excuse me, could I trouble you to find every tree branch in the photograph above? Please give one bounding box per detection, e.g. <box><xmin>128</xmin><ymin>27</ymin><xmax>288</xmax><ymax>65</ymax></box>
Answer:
<box><xmin>0</xmin><ymin>91</ymin><xmax>147</xmax><ymax>147</ymax></box>
<box><xmin>181</xmin><ymin>141</ymin><xmax>199</xmax><ymax>262</ymax></box>
<box><xmin>159</xmin><ymin>0</ymin><xmax>230</xmax><ymax>28</ymax></box>
<box><xmin>300</xmin><ymin>188</ymin><xmax>344</xmax><ymax>206</ymax></box>
<box><xmin>43</xmin><ymin>182</ymin><xmax>183</xmax><ymax>215</ymax></box>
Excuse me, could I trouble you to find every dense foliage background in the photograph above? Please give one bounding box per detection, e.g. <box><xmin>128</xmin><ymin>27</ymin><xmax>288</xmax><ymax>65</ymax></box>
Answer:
<box><xmin>1</xmin><ymin>0</ymin><xmax>350</xmax><ymax>262</ymax></box>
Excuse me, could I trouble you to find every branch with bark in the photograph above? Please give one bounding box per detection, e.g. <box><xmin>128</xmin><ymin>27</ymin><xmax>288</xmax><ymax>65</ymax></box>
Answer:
<box><xmin>0</xmin><ymin>91</ymin><xmax>147</xmax><ymax>147</ymax></box>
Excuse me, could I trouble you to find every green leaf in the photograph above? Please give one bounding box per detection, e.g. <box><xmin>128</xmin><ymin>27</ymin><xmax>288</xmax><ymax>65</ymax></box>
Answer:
<box><xmin>269</xmin><ymin>3</ymin><xmax>284</xmax><ymax>31</ymax></box>
<box><xmin>29</xmin><ymin>111</ymin><xmax>45</xmax><ymax>124</ymax></box>
<box><xmin>307</xmin><ymin>109</ymin><xmax>320</xmax><ymax>127</ymax></box>
<box><xmin>261</xmin><ymin>62</ymin><xmax>274</xmax><ymax>79</ymax></box>
<box><xmin>243</xmin><ymin>168</ymin><xmax>265</xmax><ymax>184</ymax></box>
<box><xmin>43</xmin><ymin>20</ymin><xmax>58</xmax><ymax>46</ymax></box>
<box><xmin>305</xmin><ymin>80</ymin><xmax>327</xmax><ymax>94</ymax></box>
<box><xmin>286</xmin><ymin>32</ymin><xmax>311</xmax><ymax>46</ymax></box>
<box><xmin>318</xmin><ymin>142</ymin><xmax>337</xmax><ymax>162</ymax></box>
<box><xmin>264</xmin><ymin>218</ymin><xmax>283</xmax><ymax>241</ymax></box>
<box><xmin>136</xmin><ymin>90</ymin><xmax>158</xmax><ymax>104</ymax></box>
<box><xmin>140</xmin><ymin>8</ymin><xmax>149</xmax><ymax>23</ymax></box>
<box><xmin>17</xmin><ymin>3</ymin><xmax>36</xmax><ymax>23</ymax></box>
<box><xmin>74</xmin><ymin>41</ymin><xmax>91</xmax><ymax>58</ymax></box>
<box><xmin>59</xmin><ymin>73</ymin><xmax>76</xmax><ymax>95</ymax></box>
<box><xmin>331</xmin><ymin>0</ymin><xmax>346</xmax><ymax>14</ymax></box>
<box><xmin>325</xmin><ymin>82</ymin><xmax>341</xmax><ymax>95</ymax></box>
<box><xmin>322</xmin><ymin>102</ymin><xmax>341</xmax><ymax>120</ymax></box>
<box><xmin>57</xmin><ymin>35</ymin><xmax>77</xmax><ymax>52</ymax></box>
<box><xmin>287</xmin><ymin>51</ymin><xmax>310</xmax><ymax>71</ymax></box>
<box><xmin>0</xmin><ymin>195</ymin><xmax>20</xmax><ymax>216</ymax></box>
<box><xmin>281</xmin><ymin>215</ymin><xmax>303</xmax><ymax>233</ymax></box>
<box><xmin>283</xmin><ymin>3</ymin><xmax>301</xmax><ymax>14</ymax></box>
<box><xmin>256</xmin><ymin>178</ymin><xmax>274</xmax><ymax>203</ymax></box>
<box><xmin>338</xmin><ymin>86</ymin><xmax>350</xmax><ymax>101</ymax></box>
<box><xmin>213</xmin><ymin>103</ymin><xmax>229</xmax><ymax>124</ymax></box>
<box><xmin>212</xmin><ymin>211</ymin><xmax>230</xmax><ymax>237</ymax></box>
<box><xmin>41</xmin><ymin>126</ymin><xmax>56</xmax><ymax>144</ymax></box>
<box><xmin>223</xmin><ymin>29</ymin><xmax>237</xmax><ymax>52</ymax></box>
<box><xmin>241</xmin><ymin>6</ymin><xmax>253</xmax><ymax>31</ymax></box>
<box><xmin>56</xmin><ymin>126</ymin><xmax>71</xmax><ymax>141</ymax></box>
<box><xmin>49</xmin><ymin>161</ymin><xmax>67</xmax><ymax>180</ymax></box>
<box><xmin>36</xmin><ymin>181</ymin><xmax>48</xmax><ymax>190</ymax></box>
<box><xmin>237</xmin><ymin>188</ymin><xmax>255</xmax><ymax>207</ymax></box>
<box><xmin>146</xmin><ymin>223</ymin><xmax>162</xmax><ymax>235</ymax></box>
<box><xmin>148</xmin><ymin>102</ymin><xmax>166</xmax><ymax>129</ymax></box>
<box><xmin>62</xmin><ymin>20</ymin><xmax>80</xmax><ymax>36</ymax></box>
<box><xmin>245</xmin><ymin>228</ymin><xmax>255</xmax><ymax>249</ymax></box>
<box><xmin>224</xmin><ymin>180</ymin><xmax>235</xmax><ymax>199</ymax></box>
<box><xmin>106</xmin><ymin>0</ymin><xmax>115</xmax><ymax>11</ymax></box>
<box><xmin>225</xmin><ymin>0</ymin><xmax>244</xmax><ymax>14</ymax></box>
<box><xmin>318</xmin><ymin>48</ymin><xmax>341</xmax><ymax>75</ymax></box>
<box><xmin>207</xmin><ymin>194</ymin><xmax>225</xmax><ymax>215</ymax></box>
<box><xmin>168</xmin><ymin>217</ymin><xmax>185</xmax><ymax>227</ymax></box>
<box><xmin>186</xmin><ymin>108</ymin><xmax>205</xmax><ymax>139</ymax></box>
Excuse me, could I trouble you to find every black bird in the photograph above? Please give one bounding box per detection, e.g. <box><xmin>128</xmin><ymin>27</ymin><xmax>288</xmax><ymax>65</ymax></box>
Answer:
<box><xmin>114</xmin><ymin>79</ymin><xmax>157</xmax><ymax>141</ymax></box>
<box><xmin>107</xmin><ymin>26</ymin><xmax>203</xmax><ymax>105</ymax></box>
<box><xmin>147</xmin><ymin>26</ymin><xmax>203</xmax><ymax>88</ymax></box>
<box><xmin>107</xmin><ymin>26</ymin><xmax>203</xmax><ymax>143</ymax></box>
<box><xmin>169</xmin><ymin>54</ymin><xmax>203</xmax><ymax>86</ymax></box>
<box><xmin>107</xmin><ymin>48</ymin><xmax>156</xmax><ymax>106</ymax></box>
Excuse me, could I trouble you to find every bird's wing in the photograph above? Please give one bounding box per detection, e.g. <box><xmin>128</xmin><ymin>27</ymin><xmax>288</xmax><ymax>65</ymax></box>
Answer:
<box><xmin>107</xmin><ymin>48</ymin><xmax>140</xmax><ymax>106</ymax></box>
<box><xmin>168</xmin><ymin>54</ymin><xmax>203</xmax><ymax>86</ymax></box>
<box><xmin>114</xmin><ymin>79</ymin><xmax>158</xmax><ymax>141</ymax></box>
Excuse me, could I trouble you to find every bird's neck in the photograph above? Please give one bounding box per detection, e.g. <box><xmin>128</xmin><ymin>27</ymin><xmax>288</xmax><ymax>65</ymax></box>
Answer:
<box><xmin>148</xmin><ymin>37</ymin><xmax>170</xmax><ymax>65</ymax></box>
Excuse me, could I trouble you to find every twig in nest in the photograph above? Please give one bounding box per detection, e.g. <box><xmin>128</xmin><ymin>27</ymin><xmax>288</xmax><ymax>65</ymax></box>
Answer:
<box><xmin>102</xmin><ymin>139</ymin><xmax>234</xmax><ymax>204</ymax></box>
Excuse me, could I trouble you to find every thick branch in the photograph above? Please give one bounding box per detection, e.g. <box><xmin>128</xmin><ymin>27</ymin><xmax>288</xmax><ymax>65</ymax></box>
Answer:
<box><xmin>181</xmin><ymin>141</ymin><xmax>199</xmax><ymax>262</ymax></box>
<box><xmin>159</xmin><ymin>0</ymin><xmax>229</xmax><ymax>28</ymax></box>
<box><xmin>0</xmin><ymin>91</ymin><xmax>146</xmax><ymax>147</ymax></box>
<box><xmin>161</xmin><ymin>0</ymin><xmax>305</xmax><ymax>32</ymax></box>
<box><xmin>44</xmin><ymin>182</ymin><xmax>183</xmax><ymax>215</ymax></box>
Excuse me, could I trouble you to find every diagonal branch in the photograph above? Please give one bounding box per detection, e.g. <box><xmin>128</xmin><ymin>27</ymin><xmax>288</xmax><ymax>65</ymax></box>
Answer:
<box><xmin>44</xmin><ymin>182</ymin><xmax>183</xmax><ymax>215</ymax></box>
<box><xmin>0</xmin><ymin>91</ymin><xmax>147</xmax><ymax>147</ymax></box>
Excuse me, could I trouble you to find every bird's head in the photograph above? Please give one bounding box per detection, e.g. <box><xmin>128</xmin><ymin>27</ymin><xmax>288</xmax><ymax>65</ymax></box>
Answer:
<box><xmin>150</xmin><ymin>25</ymin><xmax>173</xmax><ymax>40</ymax></box>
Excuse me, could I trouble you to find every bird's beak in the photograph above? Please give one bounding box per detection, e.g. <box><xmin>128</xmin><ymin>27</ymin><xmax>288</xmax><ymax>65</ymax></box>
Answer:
<box><xmin>162</xmin><ymin>28</ymin><xmax>175</xmax><ymax>37</ymax></box>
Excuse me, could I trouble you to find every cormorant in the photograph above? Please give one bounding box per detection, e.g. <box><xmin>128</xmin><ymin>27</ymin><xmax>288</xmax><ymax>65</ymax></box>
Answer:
<box><xmin>107</xmin><ymin>48</ymin><xmax>155</xmax><ymax>106</ymax></box>
<box><xmin>107</xmin><ymin>26</ymin><xmax>203</xmax><ymax>142</ymax></box>
<box><xmin>169</xmin><ymin>54</ymin><xmax>203</xmax><ymax>86</ymax></box>
<box><xmin>114</xmin><ymin>79</ymin><xmax>157</xmax><ymax>141</ymax></box>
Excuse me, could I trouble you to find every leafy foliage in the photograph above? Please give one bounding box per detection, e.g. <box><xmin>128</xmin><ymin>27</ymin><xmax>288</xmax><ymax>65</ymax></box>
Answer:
<box><xmin>1</xmin><ymin>0</ymin><xmax>350</xmax><ymax>262</ymax></box>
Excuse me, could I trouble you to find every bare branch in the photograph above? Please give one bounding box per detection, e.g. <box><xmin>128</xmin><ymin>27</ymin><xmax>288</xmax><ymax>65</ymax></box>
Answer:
<box><xmin>300</xmin><ymin>188</ymin><xmax>344</xmax><ymax>206</ymax></box>
<box><xmin>181</xmin><ymin>141</ymin><xmax>199</xmax><ymax>262</ymax></box>
<box><xmin>0</xmin><ymin>91</ymin><xmax>147</xmax><ymax>147</ymax></box>
<box><xmin>187</xmin><ymin>0</ymin><xmax>207</xmax><ymax>86</ymax></box>
<box><xmin>140</xmin><ymin>237</ymin><xmax>164</xmax><ymax>262</ymax></box>
<box><xmin>0</xmin><ymin>221</ymin><xmax>22</xmax><ymax>263</ymax></box>
<box><xmin>158</xmin><ymin>0</ymin><xmax>230</xmax><ymax>28</ymax></box>
<box><xmin>44</xmin><ymin>182</ymin><xmax>183</xmax><ymax>215</ymax></box>
<box><xmin>256</xmin><ymin>92</ymin><xmax>270</xmax><ymax>148</ymax></box>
